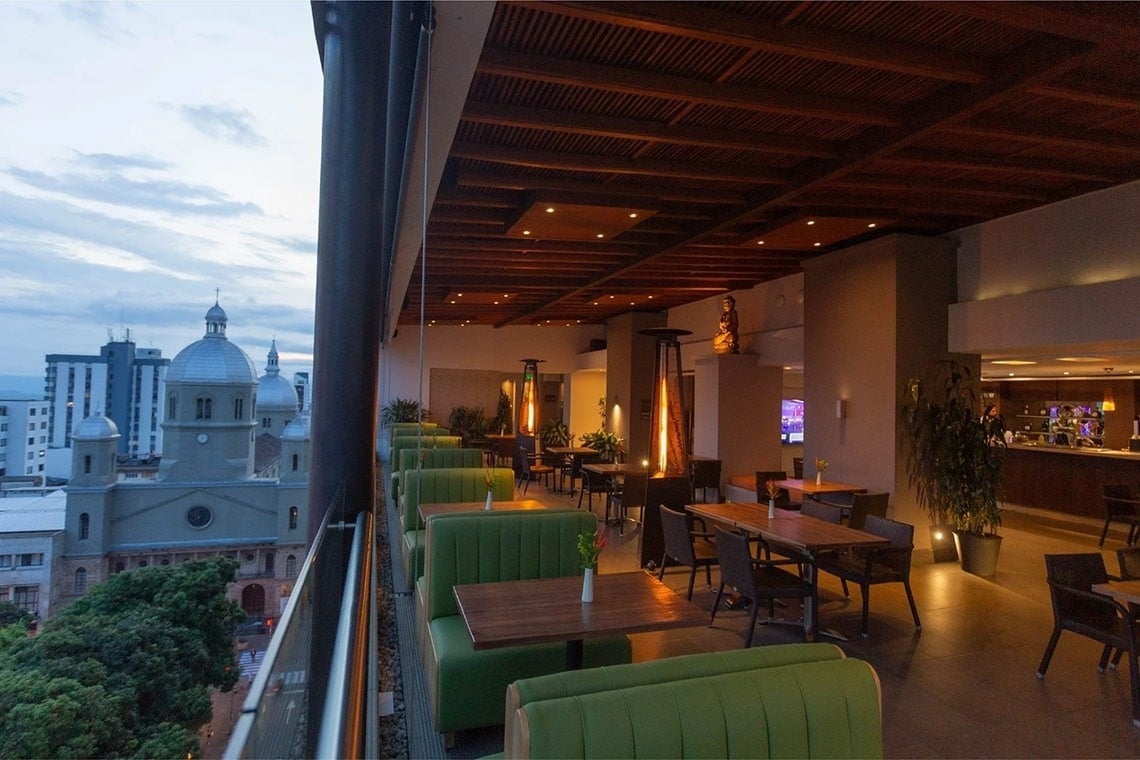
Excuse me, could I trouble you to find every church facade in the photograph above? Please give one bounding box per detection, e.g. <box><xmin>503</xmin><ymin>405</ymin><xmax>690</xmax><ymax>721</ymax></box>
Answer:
<box><xmin>59</xmin><ymin>302</ymin><xmax>309</xmax><ymax>621</ymax></box>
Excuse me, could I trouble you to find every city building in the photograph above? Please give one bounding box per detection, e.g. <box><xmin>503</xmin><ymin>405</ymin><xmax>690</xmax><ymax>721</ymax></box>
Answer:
<box><xmin>0</xmin><ymin>489</ymin><xmax>66</xmax><ymax>620</ymax></box>
<box><xmin>0</xmin><ymin>397</ymin><xmax>49</xmax><ymax>481</ymax></box>
<box><xmin>59</xmin><ymin>302</ymin><xmax>310</xmax><ymax>621</ymax></box>
<box><xmin>256</xmin><ymin>340</ymin><xmax>301</xmax><ymax>438</ymax></box>
<box><xmin>45</xmin><ymin>332</ymin><xmax>169</xmax><ymax>457</ymax></box>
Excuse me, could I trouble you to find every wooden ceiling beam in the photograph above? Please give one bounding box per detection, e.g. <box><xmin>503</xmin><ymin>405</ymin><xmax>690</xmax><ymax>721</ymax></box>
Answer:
<box><xmin>460</xmin><ymin>100</ymin><xmax>838</xmax><ymax>158</ymax></box>
<box><xmin>828</xmin><ymin>174</ymin><xmax>1055</xmax><ymax>202</ymax></box>
<box><xmin>477</xmin><ymin>47</ymin><xmax>901</xmax><ymax>126</ymax></box>
<box><xmin>942</xmin><ymin>118</ymin><xmax>1140</xmax><ymax>156</ymax></box>
<box><xmin>449</xmin><ymin>141</ymin><xmax>786</xmax><ymax>184</ymax></box>
<box><xmin>454</xmin><ymin>169</ymin><xmax>748</xmax><ymax>206</ymax></box>
<box><xmin>931</xmin><ymin>1</ymin><xmax>1140</xmax><ymax>47</ymax></box>
<box><xmin>879</xmin><ymin>150</ymin><xmax>1122</xmax><ymax>183</ymax></box>
<box><xmin>523</xmin><ymin>1</ymin><xmax>987</xmax><ymax>84</ymax></box>
<box><xmin>1027</xmin><ymin>83</ymin><xmax>1140</xmax><ymax>112</ymax></box>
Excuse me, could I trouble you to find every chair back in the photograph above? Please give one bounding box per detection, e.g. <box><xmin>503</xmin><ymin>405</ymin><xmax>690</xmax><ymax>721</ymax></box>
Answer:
<box><xmin>1043</xmin><ymin>553</ymin><xmax>1117</xmax><ymax>632</ymax></box>
<box><xmin>691</xmin><ymin>459</ymin><xmax>722</xmax><ymax>490</ymax></box>
<box><xmin>801</xmin><ymin>500</ymin><xmax>842</xmax><ymax>523</ymax></box>
<box><xmin>755</xmin><ymin>470</ymin><xmax>791</xmax><ymax>506</ymax></box>
<box><xmin>714</xmin><ymin>526</ymin><xmax>756</xmax><ymax>598</ymax></box>
<box><xmin>619</xmin><ymin>471</ymin><xmax>648</xmax><ymax>510</ymax></box>
<box><xmin>849</xmin><ymin>492</ymin><xmax>889</xmax><ymax>530</ymax></box>
<box><xmin>792</xmin><ymin>456</ymin><xmax>804</xmax><ymax>479</ymax></box>
<box><xmin>659</xmin><ymin>506</ymin><xmax>697</xmax><ymax>566</ymax></box>
<box><xmin>1117</xmin><ymin>547</ymin><xmax>1140</xmax><ymax>581</ymax></box>
<box><xmin>862</xmin><ymin>515</ymin><xmax>914</xmax><ymax>576</ymax></box>
<box><xmin>1104</xmin><ymin>483</ymin><xmax>1137</xmax><ymax>517</ymax></box>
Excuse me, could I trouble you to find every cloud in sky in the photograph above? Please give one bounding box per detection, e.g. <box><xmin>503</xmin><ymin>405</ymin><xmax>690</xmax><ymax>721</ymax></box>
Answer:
<box><xmin>178</xmin><ymin>104</ymin><xmax>267</xmax><ymax>147</ymax></box>
<box><xmin>0</xmin><ymin>2</ymin><xmax>323</xmax><ymax>379</ymax></box>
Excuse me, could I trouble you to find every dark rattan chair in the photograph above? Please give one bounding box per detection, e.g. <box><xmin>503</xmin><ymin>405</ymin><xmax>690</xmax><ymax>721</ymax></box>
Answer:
<box><xmin>608</xmin><ymin>470</ymin><xmax>647</xmax><ymax>535</ymax></box>
<box><xmin>814</xmin><ymin>514</ymin><xmax>921</xmax><ymax>637</ymax></box>
<box><xmin>710</xmin><ymin>526</ymin><xmax>814</xmax><ymax>647</ymax></box>
<box><xmin>658</xmin><ymin>505</ymin><xmax>719</xmax><ymax>601</ymax></box>
<box><xmin>1099</xmin><ymin>484</ymin><xmax>1140</xmax><ymax>548</ymax></box>
<box><xmin>515</xmin><ymin>445</ymin><xmax>553</xmax><ymax>494</ymax></box>
<box><xmin>755</xmin><ymin>470</ymin><xmax>800</xmax><ymax>510</ymax></box>
<box><xmin>1036</xmin><ymin>553</ymin><xmax>1140</xmax><ymax>726</ymax></box>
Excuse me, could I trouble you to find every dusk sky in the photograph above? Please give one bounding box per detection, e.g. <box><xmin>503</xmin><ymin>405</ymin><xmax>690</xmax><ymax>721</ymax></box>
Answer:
<box><xmin>0</xmin><ymin>1</ymin><xmax>323</xmax><ymax>387</ymax></box>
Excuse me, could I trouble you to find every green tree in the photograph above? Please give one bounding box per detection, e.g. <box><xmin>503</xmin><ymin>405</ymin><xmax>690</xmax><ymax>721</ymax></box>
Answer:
<box><xmin>2</xmin><ymin>558</ymin><xmax>244</xmax><ymax>758</ymax></box>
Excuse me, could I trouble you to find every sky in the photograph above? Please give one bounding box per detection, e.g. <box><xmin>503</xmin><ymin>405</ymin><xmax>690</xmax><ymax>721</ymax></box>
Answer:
<box><xmin>0</xmin><ymin>1</ymin><xmax>324</xmax><ymax>387</ymax></box>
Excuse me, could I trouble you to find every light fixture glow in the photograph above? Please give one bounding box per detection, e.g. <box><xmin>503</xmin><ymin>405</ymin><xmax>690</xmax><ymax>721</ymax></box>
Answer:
<box><xmin>806</xmin><ymin>220</ymin><xmax>815</xmax><ymax>225</ymax></box>
<box><xmin>545</xmin><ymin>207</ymin><xmax>555</xmax><ymax>213</ymax></box>
<box><xmin>813</xmin><ymin>242</ymin><xmax>821</xmax><ymax>247</ymax></box>
<box><xmin>757</xmin><ymin>240</ymin><xmax>765</xmax><ymax>245</ymax></box>
<box><xmin>868</xmin><ymin>223</ymin><xmax>877</xmax><ymax>228</ymax></box>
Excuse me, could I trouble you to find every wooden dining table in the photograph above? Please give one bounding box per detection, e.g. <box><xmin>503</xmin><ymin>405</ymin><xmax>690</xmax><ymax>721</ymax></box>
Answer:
<box><xmin>546</xmin><ymin>446</ymin><xmax>601</xmax><ymax>493</ymax></box>
<box><xmin>418</xmin><ymin>499</ymin><xmax>546</xmax><ymax>522</ymax></box>
<box><xmin>685</xmin><ymin>501</ymin><xmax>888</xmax><ymax>641</ymax></box>
<box><xmin>452</xmin><ymin>571</ymin><xmax>708</xmax><ymax>669</ymax></box>
<box><xmin>775</xmin><ymin>478</ymin><xmax>867</xmax><ymax>501</ymax></box>
<box><xmin>1092</xmin><ymin>579</ymin><xmax>1140</xmax><ymax>606</ymax></box>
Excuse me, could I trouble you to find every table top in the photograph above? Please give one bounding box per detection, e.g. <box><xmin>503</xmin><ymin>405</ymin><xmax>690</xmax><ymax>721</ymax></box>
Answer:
<box><xmin>546</xmin><ymin>446</ymin><xmax>599</xmax><ymax>456</ymax></box>
<box><xmin>1093</xmin><ymin>580</ymin><xmax>1140</xmax><ymax>606</ymax></box>
<box><xmin>418</xmin><ymin>499</ymin><xmax>546</xmax><ymax>521</ymax></box>
<box><xmin>686</xmin><ymin>501</ymin><xmax>889</xmax><ymax>553</ymax></box>
<box><xmin>775</xmin><ymin>478</ymin><xmax>868</xmax><ymax>496</ymax></box>
<box><xmin>582</xmin><ymin>462</ymin><xmax>640</xmax><ymax>475</ymax></box>
<box><xmin>484</xmin><ymin>433</ymin><xmax>518</xmax><ymax>440</ymax></box>
<box><xmin>452</xmin><ymin>571</ymin><xmax>708</xmax><ymax>650</ymax></box>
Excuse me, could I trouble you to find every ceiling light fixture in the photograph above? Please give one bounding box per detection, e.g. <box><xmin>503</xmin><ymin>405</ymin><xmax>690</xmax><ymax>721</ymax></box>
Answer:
<box><xmin>806</xmin><ymin>220</ymin><xmax>815</xmax><ymax>226</ymax></box>
<box><xmin>868</xmin><ymin>223</ymin><xmax>877</xmax><ymax>228</ymax></box>
<box><xmin>757</xmin><ymin>240</ymin><xmax>765</xmax><ymax>245</ymax></box>
<box><xmin>545</xmin><ymin>207</ymin><xmax>555</xmax><ymax>213</ymax></box>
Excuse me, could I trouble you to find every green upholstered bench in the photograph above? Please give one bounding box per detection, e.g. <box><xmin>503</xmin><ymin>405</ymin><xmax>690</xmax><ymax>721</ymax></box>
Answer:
<box><xmin>390</xmin><ymin>446</ymin><xmax>487</xmax><ymax>508</ymax></box>
<box><xmin>421</xmin><ymin>510</ymin><xmax>632</xmax><ymax>745</ymax></box>
<box><xmin>389</xmin><ymin>434</ymin><xmax>460</xmax><ymax>481</ymax></box>
<box><xmin>503</xmin><ymin>643</ymin><xmax>846</xmax><ymax>757</ymax></box>
<box><xmin>398</xmin><ymin>466</ymin><xmax>516</xmax><ymax>590</ymax></box>
<box><xmin>506</xmin><ymin>656</ymin><xmax>883</xmax><ymax>758</ymax></box>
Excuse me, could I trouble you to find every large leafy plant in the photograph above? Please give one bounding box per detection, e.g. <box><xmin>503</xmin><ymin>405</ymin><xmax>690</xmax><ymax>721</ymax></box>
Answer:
<box><xmin>901</xmin><ymin>360</ymin><xmax>1006</xmax><ymax>536</ymax></box>
<box><xmin>539</xmin><ymin>418</ymin><xmax>571</xmax><ymax>448</ymax></box>
<box><xmin>580</xmin><ymin>430</ymin><xmax>625</xmax><ymax>463</ymax></box>
<box><xmin>448</xmin><ymin>405</ymin><xmax>489</xmax><ymax>444</ymax></box>
<box><xmin>380</xmin><ymin>397</ymin><xmax>428</xmax><ymax>426</ymax></box>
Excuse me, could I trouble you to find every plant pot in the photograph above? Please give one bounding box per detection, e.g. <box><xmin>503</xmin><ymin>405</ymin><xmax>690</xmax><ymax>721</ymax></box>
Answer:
<box><xmin>953</xmin><ymin>530</ymin><xmax>1002</xmax><ymax>577</ymax></box>
<box><xmin>929</xmin><ymin>524</ymin><xmax>958</xmax><ymax>563</ymax></box>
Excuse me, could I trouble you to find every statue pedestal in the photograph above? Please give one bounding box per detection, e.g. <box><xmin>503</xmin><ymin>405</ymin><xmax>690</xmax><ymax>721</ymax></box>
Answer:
<box><xmin>693</xmin><ymin>354</ymin><xmax>783</xmax><ymax>487</ymax></box>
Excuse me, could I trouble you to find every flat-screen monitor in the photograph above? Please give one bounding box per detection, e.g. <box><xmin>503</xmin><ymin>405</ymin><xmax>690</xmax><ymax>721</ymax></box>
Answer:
<box><xmin>781</xmin><ymin>398</ymin><xmax>804</xmax><ymax>444</ymax></box>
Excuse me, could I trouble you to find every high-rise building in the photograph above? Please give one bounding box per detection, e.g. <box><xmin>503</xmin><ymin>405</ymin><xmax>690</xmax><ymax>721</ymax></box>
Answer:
<box><xmin>0</xmin><ymin>398</ymin><xmax>50</xmax><ymax>480</ymax></box>
<box><xmin>44</xmin><ymin>332</ymin><xmax>169</xmax><ymax>457</ymax></box>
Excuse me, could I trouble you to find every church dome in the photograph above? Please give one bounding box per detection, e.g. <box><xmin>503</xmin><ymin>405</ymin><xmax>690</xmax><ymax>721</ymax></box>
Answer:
<box><xmin>166</xmin><ymin>301</ymin><xmax>257</xmax><ymax>385</ymax></box>
<box><xmin>73</xmin><ymin>413</ymin><xmax>119</xmax><ymax>440</ymax></box>
<box><xmin>257</xmin><ymin>340</ymin><xmax>300</xmax><ymax>413</ymax></box>
<box><xmin>282</xmin><ymin>414</ymin><xmax>310</xmax><ymax>441</ymax></box>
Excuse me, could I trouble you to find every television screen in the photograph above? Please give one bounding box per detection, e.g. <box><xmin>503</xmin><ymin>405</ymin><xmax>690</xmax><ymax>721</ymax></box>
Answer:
<box><xmin>781</xmin><ymin>399</ymin><xmax>804</xmax><ymax>444</ymax></box>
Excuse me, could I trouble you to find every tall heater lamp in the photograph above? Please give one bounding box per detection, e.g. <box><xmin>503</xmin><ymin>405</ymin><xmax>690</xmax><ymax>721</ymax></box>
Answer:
<box><xmin>518</xmin><ymin>358</ymin><xmax>545</xmax><ymax>438</ymax></box>
<box><xmin>639</xmin><ymin>328</ymin><xmax>692</xmax><ymax>477</ymax></box>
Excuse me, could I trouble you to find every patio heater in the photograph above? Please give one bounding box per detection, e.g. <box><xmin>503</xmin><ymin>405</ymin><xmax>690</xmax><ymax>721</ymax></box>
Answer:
<box><xmin>639</xmin><ymin>328</ymin><xmax>691</xmax><ymax>477</ymax></box>
<box><xmin>518</xmin><ymin>358</ymin><xmax>545</xmax><ymax>438</ymax></box>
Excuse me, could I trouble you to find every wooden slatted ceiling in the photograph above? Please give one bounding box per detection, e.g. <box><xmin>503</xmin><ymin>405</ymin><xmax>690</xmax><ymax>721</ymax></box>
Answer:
<box><xmin>404</xmin><ymin>1</ymin><xmax>1140</xmax><ymax>328</ymax></box>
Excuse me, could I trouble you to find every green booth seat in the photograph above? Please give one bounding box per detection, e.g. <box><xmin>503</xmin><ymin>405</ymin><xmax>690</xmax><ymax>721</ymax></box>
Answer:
<box><xmin>390</xmin><ymin>446</ymin><xmax>487</xmax><ymax>507</ymax></box>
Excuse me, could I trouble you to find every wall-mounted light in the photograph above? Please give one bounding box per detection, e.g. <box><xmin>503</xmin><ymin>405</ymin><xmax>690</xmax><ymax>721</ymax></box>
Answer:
<box><xmin>1103</xmin><ymin>386</ymin><xmax>1116</xmax><ymax>412</ymax></box>
<box><xmin>639</xmin><ymin>328</ymin><xmax>692</xmax><ymax>477</ymax></box>
<box><xmin>836</xmin><ymin>399</ymin><xmax>847</xmax><ymax>419</ymax></box>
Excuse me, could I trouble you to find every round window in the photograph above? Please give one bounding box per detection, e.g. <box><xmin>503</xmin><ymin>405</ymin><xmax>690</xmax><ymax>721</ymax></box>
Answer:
<box><xmin>187</xmin><ymin>505</ymin><xmax>213</xmax><ymax>528</ymax></box>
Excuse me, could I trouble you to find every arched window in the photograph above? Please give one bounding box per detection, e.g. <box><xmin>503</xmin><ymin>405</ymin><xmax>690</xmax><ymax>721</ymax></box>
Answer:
<box><xmin>289</xmin><ymin>506</ymin><xmax>298</xmax><ymax>530</ymax></box>
<box><xmin>168</xmin><ymin>395</ymin><xmax>177</xmax><ymax>420</ymax></box>
<box><xmin>234</xmin><ymin>397</ymin><xmax>244</xmax><ymax>419</ymax></box>
<box><xmin>265</xmin><ymin>553</ymin><xmax>275</xmax><ymax>574</ymax></box>
<box><xmin>79</xmin><ymin>512</ymin><xmax>90</xmax><ymax>540</ymax></box>
<box><xmin>74</xmin><ymin>567</ymin><xmax>87</xmax><ymax>594</ymax></box>
<box><xmin>83</xmin><ymin>455</ymin><xmax>92</xmax><ymax>475</ymax></box>
<box><xmin>292</xmin><ymin>453</ymin><xmax>299</xmax><ymax>471</ymax></box>
<box><xmin>285</xmin><ymin>554</ymin><xmax>297</xmax><ymax>577</ymax></box>
<box><xmin>196</xmin><ymin>397</ymin><xmax>213</xmax><ymax>419</ymax></box>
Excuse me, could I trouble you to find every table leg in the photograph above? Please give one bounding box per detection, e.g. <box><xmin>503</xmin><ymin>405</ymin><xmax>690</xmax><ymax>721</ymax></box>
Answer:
<box><xmin>802</xmin><ymin>554</ymin><xmax>849</xmax><ymax>642</ymax></box>
<box><xmin>566</xmin><ymin>639</ymin><xmax>584</xmax><ymax>670</ymax></box>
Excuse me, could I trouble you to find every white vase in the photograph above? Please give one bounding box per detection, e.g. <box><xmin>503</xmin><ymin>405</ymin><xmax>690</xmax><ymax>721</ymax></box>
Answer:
<box><xmin>581</xmin><ymin>567</ymin><xmax>594</xmax><ymax>603</ymax></box>
<box><xmin>484</xmin><ymin>491</ymin><xmax>493</xmax><ymax>510</ymax></box>
<box><xmin>768</xmin><ymin>499</ymin><xmax>776</xmax><ymax>519</ymax></box>
<box><xmin>816</xmin><ymin>472</ymin><xmax>822</xmax><ymax>486</ymax></box>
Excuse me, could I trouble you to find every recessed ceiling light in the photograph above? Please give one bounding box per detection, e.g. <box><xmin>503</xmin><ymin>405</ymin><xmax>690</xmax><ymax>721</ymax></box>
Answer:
<box><xmin>596</xmin><ymin>233</ymin><xmax>604</xmax><ymax>238</ymax></box>
<box><xmin>593</xmin><ymin>301</ymin><xmax>599</xmax><ymax>306</ymax></box>
<box><xmin>503</xmin><ymin>294</ymin><xmax>509</xmax><ymax>298</ymax></box>
<box><xmin>629</xmin><ymin>213</ymin><xmax>638</xmax><ymax>218</ymax></box>
<box><xmin>757</xmin><ymin>240</ymin><xmax>765</xmax><ymax>245</ymax></box>
<box><xmin>609</xmin><ymin>295</ymin><xmax>615</xmax><ymax>299</ymax></box>
<box><xmin>1063</xmin><ymin>371</ymin><xmax>1070</xmax><ymax>375</ymax></box>
<box><xmin>813</xmin><ymin>242</ymin><xmax>821</xmax><ymax>247</ymax></box>
<box><xmin>545</xmin><ymin>207</ymin><xmax>555</xmax><ymax>213</ymax></box>
<box><xmin>1057</xmin><ymin>356</ymin><xmax>1108</xmax><ymax>362</ymax></box>
<box><xmin>990</xmin><ymin>360</ymin><xmax>1037</xmax><ymax>365</ymax></box>
<box><xmin>449</xmin><ymin>300</ymin><xmax>456</xmax><ymax>304</ymax></box>
<box><xmin>1008</xmin><ymin>372</ymin><xmax>1015</xmax><ymax>376</ymax></box>
<box><xmin>868</xmin><ymin>223</ymin><xmax>877</xmax><ymax>228</ymax></box>
<box><xmin>522</xmin><ymin>230</ymin><xmax>531</xmax><ymax>236</ymax></box>
<box><xmin>806</xmin><ymin>220</ymin><xmax>815</xmax><ymax>226</ymax></box>
<box><xmin>647</xmin><ymin>295</ymin><xmax>653</xmax><ymax>300</ymax></box>
<box><xmin>493</xmin><ymin>301</ymin><xmax>499</xmax><ymax>305</ymax></box>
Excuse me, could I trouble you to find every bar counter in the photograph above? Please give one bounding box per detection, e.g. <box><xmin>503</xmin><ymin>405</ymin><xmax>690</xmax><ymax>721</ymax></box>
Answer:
<box><xmin>1004</xmin><ymin>442</ymin><xmax>1140</xmax><ymax>518</ymax></box>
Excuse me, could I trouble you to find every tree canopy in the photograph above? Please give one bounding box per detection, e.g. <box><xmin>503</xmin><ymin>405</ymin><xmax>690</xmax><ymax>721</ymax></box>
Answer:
<box><xmin>0</xmin><ymin>558</ymin><xmax>244</xmax><ymax>758</ymax></box>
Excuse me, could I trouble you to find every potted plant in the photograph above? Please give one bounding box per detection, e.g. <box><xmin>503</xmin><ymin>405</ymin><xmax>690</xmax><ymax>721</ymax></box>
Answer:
<box><xmin>448</xmin><ymin>405</ymin><xmax>489</xmax><ymax>446</ymax></box>
<box><xmin>580</xmin><ymin>430</ymin><xmax>625</xmax><ymax>463</ymax></box>
<box><xmin>539</xmin><ymin>418</ymin><xmax>571</xmax><ymax>449</ymax></box>
<box><xmin>901</xmin><ymin>360</ymin><xmax>1007</xmax><ymax>576</ymax></box>
<box><xmin>490</xmin><ymin>390</ymin><xmax>513</xmax><ymax>435</ymax></box>
<box><xmin>380</xmin><ymin>397</ymin><xmax>429</xmax><ymax>426</ymax></box>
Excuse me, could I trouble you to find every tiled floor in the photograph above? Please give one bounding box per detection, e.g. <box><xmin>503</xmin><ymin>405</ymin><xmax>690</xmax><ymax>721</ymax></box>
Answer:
<box><xmin>395</xmin><ymin>476</ymin><xmax>1140</xmax><ymax>758</ymax></box>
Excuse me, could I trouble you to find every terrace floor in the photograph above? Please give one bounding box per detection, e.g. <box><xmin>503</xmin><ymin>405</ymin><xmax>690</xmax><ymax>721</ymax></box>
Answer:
<box><xmin>384</xmin><ymin>472</ymin><xmax>1140</xmax><ymax>758</ymax></box>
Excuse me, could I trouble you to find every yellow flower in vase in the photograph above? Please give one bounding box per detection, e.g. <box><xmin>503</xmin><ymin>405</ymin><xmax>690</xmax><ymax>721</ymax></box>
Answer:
<box><xmin>765</xmin><ymin>479</ymin><xmax>781</xmax><ymax>501</ymax></box>
<box><xmin>483</xmin><ymin>469</ymin><xmax>497</xmax><ymax>492</ymax></box>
